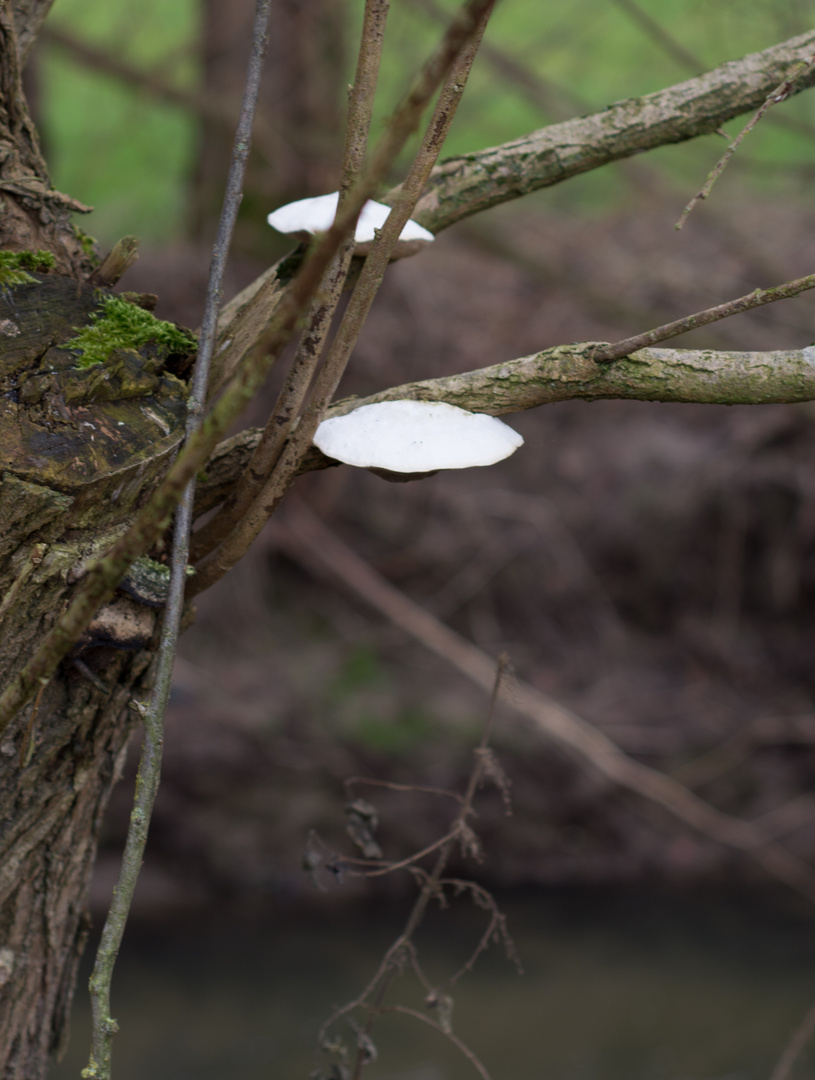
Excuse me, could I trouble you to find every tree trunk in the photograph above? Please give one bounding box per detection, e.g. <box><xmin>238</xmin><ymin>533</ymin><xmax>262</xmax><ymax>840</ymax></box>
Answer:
<box><xmin>0</xmin><ymin>14</ymin><xmax>190</xmax><ymax>1077</ymax></box>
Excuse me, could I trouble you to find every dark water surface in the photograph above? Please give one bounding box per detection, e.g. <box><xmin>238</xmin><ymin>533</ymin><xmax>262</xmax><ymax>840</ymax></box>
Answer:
<box><xmin>51</xmin><ymin>889</ymin><xmax>815</xmax><ymax>1080</ymax></box>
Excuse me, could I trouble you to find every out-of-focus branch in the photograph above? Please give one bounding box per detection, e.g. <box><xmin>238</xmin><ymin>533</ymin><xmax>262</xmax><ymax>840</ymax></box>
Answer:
<box><xmin>408</xmin><ymin>0</ymin><xmax>589</xmax><ymax>118</ymax></box>
<box><xmin>390</xmin><ymin>31</ymin><xmax>815</xmax><ymax>234</ymax></box>
<box><xmin>39</xmin><ymin>23</ymin><xmax>283</xmax><ymax>165</ymax></box>
<box><xmin>275</xmin><ymin>500</ymin><xmax>815</xmax><ymax>906</ymax></box>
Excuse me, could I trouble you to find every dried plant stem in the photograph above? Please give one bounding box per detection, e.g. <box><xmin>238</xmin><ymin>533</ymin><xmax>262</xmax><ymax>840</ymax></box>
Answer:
<box><xmin>591</xmin><ymin>270</ymin><xmax>815</xmax><ymax>362</ymax></box>
<box><xmin>189</xmin><ymin>0</ymin><xmax>494</xmax><ymax>597</ymax></box>
<box><xmin>324</xmin><ymin>658</ymin><xmax>506</xmax><ymax>1080</ymax></box>
<box><xmin>384</xmin><ymin>1005</ymin><xmax>493</xmax><ymax>1080</ymax></box>
<box><xmin>345</xmin><ymin>776</ymin><xmax>465</xmax><ymax>803</ymax></box>
<box><xmin>676</xmin><ymin>50</ymin><xmax>815</xmax><ymax>228</ymax></box>
<box><xmin>277</xmin><ymin>499</ymin><xmax>815</xmax><ymax>907</ymax></box>
<box><xmin>190</xmin><ymin>0</ymin><xmax>391</xmax><ymax>564</ymax></box>
<box><xmin>82</xmin><ymin>5</ymin><xmax>271</xmax><ymax>1078</ymax></box>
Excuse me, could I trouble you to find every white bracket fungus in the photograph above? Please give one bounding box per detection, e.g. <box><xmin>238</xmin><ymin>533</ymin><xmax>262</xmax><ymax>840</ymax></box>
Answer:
<box><xmin>313</xmin><ymin>400</ymin><xmax>524</xmax><ymax>477</ymax></box>
<box><xmin>267</xmin><ymin>192</ymin><xmax>434</xmax><ymax>256</ymax></box>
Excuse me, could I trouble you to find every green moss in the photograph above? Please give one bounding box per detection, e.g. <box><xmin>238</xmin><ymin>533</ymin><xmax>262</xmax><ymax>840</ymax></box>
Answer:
<box><xmin>0</xmin><ymin>249</ymin><xmax>57</xmax><ymax>288</ymax></box>
<box><xmin>66</xmin><ymin>293</ymin><xmax>197</xmax><ymax>369</ymax></box>
<box><xmin>72</xmin><ymin>224</ymin><xmax>100</xmax><ymax>264</ymax></box>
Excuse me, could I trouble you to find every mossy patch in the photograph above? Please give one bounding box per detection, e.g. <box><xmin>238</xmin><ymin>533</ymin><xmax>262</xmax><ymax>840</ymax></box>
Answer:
<box><xmin>0</xmin><ymin>249</ymin><xmax>57</xmax><ymax>288</ymax></box>
<box><xmin>71</xmin><ymin>225</ymin><xmax>99</xmax><ymax>265</ymax></box>
<box><xmin>66</xmin><ymin>293</ymin><xmax>197</xmax><ymax>369</ymax></box>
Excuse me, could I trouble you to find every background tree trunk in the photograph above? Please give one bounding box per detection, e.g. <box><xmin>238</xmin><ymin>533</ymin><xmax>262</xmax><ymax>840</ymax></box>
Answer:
<box><xmin>190</xmin><ymin>0</ymin><xmax>346</xmax><ymax>253</ymax></box>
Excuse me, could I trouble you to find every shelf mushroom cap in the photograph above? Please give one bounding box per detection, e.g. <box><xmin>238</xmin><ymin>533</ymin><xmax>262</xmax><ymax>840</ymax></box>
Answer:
<box><xmin>267</xmin><ymin>192</ymin><xmax>434</xmax><ymax>244</ymax></box>
<box><xmin>313</xmin><ymin>400</ymin><xmax>524</xmax><ymax>474</ymax></box>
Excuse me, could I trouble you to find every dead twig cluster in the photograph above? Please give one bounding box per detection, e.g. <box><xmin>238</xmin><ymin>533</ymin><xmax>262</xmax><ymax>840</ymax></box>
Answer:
<box><xmin>309</xmin><ymin>657</ymin><xmax>516</xmax><ymax>1080</ymax></box>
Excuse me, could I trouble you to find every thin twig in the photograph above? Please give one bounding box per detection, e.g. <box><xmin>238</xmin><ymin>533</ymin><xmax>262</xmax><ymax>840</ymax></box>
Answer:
<box><xmin>40</xmin><ymin>23</ymin><xmax>284</xmax><ymax>169</ymax></box>
<box><xmin>318</xmin><ymin>644</ymin><xmax>507</xmax><ymax>1079</ymax></box>
<box><xmin>610</xmin><ymin>0</ymin><xmax>702</xmax><ymax>73</ymax></box>
<box><xmin>769</xmin><ymin>996</ymin><xmax>815</xmax><ymax>1080</ymax></box>
<box><xmin>189</xmin><ymin>0</ymin><xmax>495</xmax><ymax>598</ymax></box>
<box><xmin>342</xmin><ymin>654</ymin><xmax>504</xmax><ymax>1080</ymax></box>
<box><xmin>677</xmin><ymin>51</ymin><xmax>815</xmax><ymax>229</ymax></box>
<box><xmin>591</xmin><ymin>270</ymin><xmax>815</xmax><ymax>363</ymax></box>
<box><xmin>381</xmin><ymin>1005</ymin><xmax>493</xmax><ymax>1080</ymax></box>
<box><xmin>344</xmin><ymin>776</ymin><xmax>465</xmax><ymax>803</ymax></box>
<box><xmin>439</xmin><ymin>877</ymin><xmax>522</xmax><ymax>981</ymax></box>
<box><xmin>354</xmin><ymin>831</ymin><xmax>458</xmax><ymax>878</ymax></box>
<box><xmin>82</xmin><ymin>5</ymin><xmax>271</xmax><ymax>1078</ymax></box>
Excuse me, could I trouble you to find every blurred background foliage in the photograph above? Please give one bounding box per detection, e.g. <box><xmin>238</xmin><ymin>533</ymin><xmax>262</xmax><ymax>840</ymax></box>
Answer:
<box><xmin>38</xmin><ymin>0</ymin><xmax>815</xmax><ymax>248</ymax></box>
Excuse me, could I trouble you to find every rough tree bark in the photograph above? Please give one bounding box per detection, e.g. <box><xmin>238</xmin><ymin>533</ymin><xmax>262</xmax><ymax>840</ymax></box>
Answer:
<box><xmin>0</xmin><ymin>11</ymin><xmax>190</xmax><ymax>1079</ymax></box>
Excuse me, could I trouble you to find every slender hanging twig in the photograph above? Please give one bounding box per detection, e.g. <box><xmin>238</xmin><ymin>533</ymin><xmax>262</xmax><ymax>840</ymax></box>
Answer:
<box><xmin>319</xmin><ymin>655</ymin><xmax>509</xmax><ymax>1080</ymax></box>
<box><xmin>82</xmin><ymin>5</ymin><xmax>272</xmax><ymax>1078</ymax></box>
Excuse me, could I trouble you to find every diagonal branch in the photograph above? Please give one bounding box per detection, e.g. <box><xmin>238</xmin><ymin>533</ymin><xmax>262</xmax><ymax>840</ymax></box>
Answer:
<box><xmin>275</xmin><ymin>500</ymin><xmax>815</xmax><ymax>906</ymax></box>
<box><xmin>390</xmin><ymin>30</ymin><xmax>815</xmax><ymax>234</ymax></box>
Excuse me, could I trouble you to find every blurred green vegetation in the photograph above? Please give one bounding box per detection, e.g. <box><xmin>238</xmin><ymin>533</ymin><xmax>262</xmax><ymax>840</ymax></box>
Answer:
<box><xmin>42</xmin><ymin>0</ymin><xmax>199</xmax><ymax>245</ymax></box>
<box><xmin>38</xmin><ymin>0</ymin><xmax>815</xmax><ymax>247</ymax></box>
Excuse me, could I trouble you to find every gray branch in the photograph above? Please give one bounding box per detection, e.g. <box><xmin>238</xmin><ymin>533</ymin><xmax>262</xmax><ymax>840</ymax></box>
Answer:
<box><xmin>328</xmin><ymin>344</ymin><xmax>815</xmax><ymax>415</ymax></box>
<box><xmin>394</xmin><ymin>30</ymin><xmax>815</xmax><ymax>233</ymax></box>
<box><xmin>194</xmin><ymin>344</ymin><xmax>815</xmax><ymax>508</ymax></box>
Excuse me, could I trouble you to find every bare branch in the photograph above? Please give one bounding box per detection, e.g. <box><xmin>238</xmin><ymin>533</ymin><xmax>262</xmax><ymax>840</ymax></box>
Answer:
<box><xmin>326</xmin><ymin>343</ymin><xmax>815</xmax><ymax>417</ymax></box>
<box><xmin>591</xmin><ymin>271</ymin><xmax>815</xmax><ymax>362</ymax></box>
<box><xmin>677</xmin><ymin>50</ymin><xmax>815</xmax><ymax>228</ymax></box>
<box><xmin>382</xmin><ymin>1005</ymin><xmax>493</xmax><ymax>1080</ymax></box>
<box><xmin>393</xmin><ymin>31</ymin><xmax>815</xmax><ymax>234</ymax></box>
<box><xmin>83</xmin><ymin>4</ymin><xmax>272</xmax><ymax>1078</ymax></box>
<box><xmin>188</xmin><ymin>0</ymin><xmax>495</xmax><ymax>596</ymax></box>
